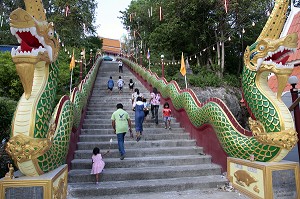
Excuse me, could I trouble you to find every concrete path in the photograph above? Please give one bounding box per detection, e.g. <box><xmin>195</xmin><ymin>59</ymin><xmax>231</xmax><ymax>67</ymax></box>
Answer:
<box><xmin>67</xmin><ymin>188</ymin><xmax>249</xmax><ymax>199</ymax></box>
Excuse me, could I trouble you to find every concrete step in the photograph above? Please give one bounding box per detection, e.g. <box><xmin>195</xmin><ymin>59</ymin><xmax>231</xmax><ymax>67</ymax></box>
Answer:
<box><xmin>80</xmin><ymin>127</ymin><xmax>185</xmax><ymax>135</ymax></box>
<box><xmin>83</xmin><ymin>118</ymin><xmax>176</xmax><ymax>123</ymax></box>
<box><xmin>82</xmin><ymin>122</ymin><xmax>180</xmax><ymax>129</ymax></box>
<box><xmin>76</xmin><ymin>139</ymin><xmax>197</xmax><ymax>150</ymax></box>
<box><xmin>79</xmin><ymin>133</ymin><xmax>190</xmax><ymax>142</ymax></box>
<box><xmin>71</xmin><ymin>155</ymin><xmax>211</xmax><ymax>169</ymax></box>
<box><xmin>68</xmin><ymin>164</ymin><xmax>222</xmax><ymax>183</ymax></box>
<box><xmin>67</xmin><ymin>62</ymin><xmax>228</xmax><ymax>197</ymax></box>
<box><xmin>67</xmin><ymin>188</ymin><xmax>248</xmax><ymax>199</ymax></box>
<box><xmin>85</xmin><ymin>110</ymin><xmax>138</xmax><ymax>115</ymax></box>
<box><xmin>74</xmin><ymin>146</ymin><xmax>204</xmax><ymax>159</ymax></box>
<box><xmin>84</xmin><ymin>113</ymin><xmax>163</xmax><ymax>119</ymax></box>
<box><xmin>68</xmin><ymin>176</ymin><xmax>227</xmax><ymax>197</ymax></box>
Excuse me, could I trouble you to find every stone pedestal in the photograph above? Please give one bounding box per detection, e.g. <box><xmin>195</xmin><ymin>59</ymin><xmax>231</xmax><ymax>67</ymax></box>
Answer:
<box><xmin>227</xmin><ymin>157</ymin><xmax>300</xmax><ymax>199</ymax></box>
<box><xmin>0</xmin><ymin>164</ymin><xmax>68</xmax><ymax>199</ymax></box>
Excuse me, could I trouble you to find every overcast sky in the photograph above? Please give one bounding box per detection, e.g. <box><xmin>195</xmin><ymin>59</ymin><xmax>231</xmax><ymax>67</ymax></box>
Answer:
<box><xmin>95</xmin><ymin>0</ymin><xmax>132</xmax><ymax>40</ymax></box>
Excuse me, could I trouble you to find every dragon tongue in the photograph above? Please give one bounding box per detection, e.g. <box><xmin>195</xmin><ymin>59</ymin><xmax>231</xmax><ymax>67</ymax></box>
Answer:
<box><xmin>20</xmin><ymin>40</ymin><xmax>33</xmax><ymax>52</ymax></box>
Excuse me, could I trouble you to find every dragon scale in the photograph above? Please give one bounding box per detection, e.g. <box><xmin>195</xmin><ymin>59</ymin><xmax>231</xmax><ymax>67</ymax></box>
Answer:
<box><xmin>123</xmin><ymin>0</ymin><xmax>298</xmax><ymax>162</ymax></box>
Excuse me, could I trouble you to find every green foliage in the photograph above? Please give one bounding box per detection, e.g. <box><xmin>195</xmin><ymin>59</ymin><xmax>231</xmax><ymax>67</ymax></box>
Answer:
<box><xmin>223</xmin><ymin>73</ymin><xmax>241</xmax><ymax>88</ymax></box>
<box><xmin>0</xmin><ymin>52</ymin><xmax>23</xmax><ymax>100</ymax></box>
<box><xmin>165</xmin><ymin>64</ymin><xmax>180</xmax><ymax>77</ymax></box>
<box><xmin>189</xmin><ymin>73</ymin><xmax>221</xmax><ymax>88</ymax></box>
<box><xmin>188</xmin><ymin>67</ymin><xmax>241</xmax><ymax>88</ymax></box>
<box><xmin>0</xmin><ymin>96</ymin><xmax>15</xmax><ymax>178</ymax></box>
<box><xmin>0</xmin><ymin>97</ymin><xmax>17</xmax><ymax>141</ymax></box>
<box><xmin>121</xmin><ymin>0</ymin><xmax>272</xmax><ymax>77</ymax></box>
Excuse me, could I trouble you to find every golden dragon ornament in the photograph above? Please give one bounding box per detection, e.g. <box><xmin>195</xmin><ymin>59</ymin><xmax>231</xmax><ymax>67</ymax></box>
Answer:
<box><xmin>5</xmin><ymin>0</ymin><xmax>99</xmax><ymax>176</ymax></box>
<box><xmin>123</xmin><ymin>0</ymin><xmax>298</xmax><ymax>162</ymax></box>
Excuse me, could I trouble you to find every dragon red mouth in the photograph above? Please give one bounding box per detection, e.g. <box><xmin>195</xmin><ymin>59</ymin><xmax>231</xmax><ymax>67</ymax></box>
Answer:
<box><xmin>258</xmin><ymin>46</ymin><xmax>296</xmax><ymax>69</ymax></box>
<box><xmin>17</xmin><ymin>31</ymin><xmax>42</xmax><ymax>52</ymax></box>
<box><xmin>264</xmin><ymin>48</ymin><xmax>292</xmax><ymax>65</ymax></box>
<box><xmin>10</xmin><ymin>27</ymin><xmax>52</xmax><ymax>59</ymax></box>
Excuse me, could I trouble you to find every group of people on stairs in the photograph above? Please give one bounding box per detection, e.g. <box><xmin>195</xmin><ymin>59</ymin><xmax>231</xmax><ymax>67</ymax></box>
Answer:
<box><xmin>91</xmin><ymin>64</ymin><xmax>173</xmax><ymax>184</ymax></box>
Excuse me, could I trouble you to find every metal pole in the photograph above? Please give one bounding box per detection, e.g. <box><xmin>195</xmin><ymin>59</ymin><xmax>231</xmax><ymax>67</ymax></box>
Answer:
<box><xmin>161</xmin><ymin>59</ymin><xmax>164</xmax><ymax>78</ymax></box>
<box><xmin>80</xmin><ymin>58</ymin><xmax>83</xmax><ymax>82</ymax></box>
<box><xmin>290</xmin><ymin>85</ymin><xmax>300</xmax><ymax>161</ymax></box>
<box><xmin>140</xmin><ymin>52</ymin><xmax>142</xmax><ymax>66</ymax></box>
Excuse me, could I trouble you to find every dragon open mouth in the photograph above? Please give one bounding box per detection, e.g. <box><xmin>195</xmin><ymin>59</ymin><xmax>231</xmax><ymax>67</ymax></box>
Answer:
<box><xmin>10</xmin><ymin>27</ymin><xmax>53</xmax><ymax>61</ymax></box>
<box><xmin>257</xmin><ymin>46</ymin><xmax>296</xmax><ymax>69</ymax></box>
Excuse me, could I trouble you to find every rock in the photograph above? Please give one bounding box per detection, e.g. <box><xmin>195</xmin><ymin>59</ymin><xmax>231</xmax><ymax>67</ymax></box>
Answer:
<box><xmin>191</xmin><ymin>86</ymin><xmax>249</xmax><ymax>129</ymax></box>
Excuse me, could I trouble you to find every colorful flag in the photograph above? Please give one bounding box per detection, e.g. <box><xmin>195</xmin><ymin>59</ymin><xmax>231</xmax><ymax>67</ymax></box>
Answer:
<box><xmin>180</xmin><ymin>52</ymin><xmax>186</xmax><ymax>76</ymax></box>
<box><xmin>70</xmin><ymin>49</ymin><xmax>75</xmax><ymax>71</ymax></box>
<box><xmin>147</xmin><ymin>48</ymin><xmax>150</xmax><ymax>60</ymax></box>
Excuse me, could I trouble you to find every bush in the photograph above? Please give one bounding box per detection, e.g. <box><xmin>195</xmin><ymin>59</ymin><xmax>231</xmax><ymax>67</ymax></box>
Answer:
<box><xmin>0</xmin><ymin>97</ymin><xmax>16</xmax><ymax>178</ymax></box>
<box><xmin>188</xmin><ymin>68</ymin><xmax>221</xmax><ymax>88</ymax></box>
<box><xmin>0</xmin><ymin>52</ymin><xmax>23</xmax><ymax>101</ymax></box>
<box><xmin>0</xmin><ymin>97</ymin><xmax>17</xmax><ymax>141</ymax></box>
<box><xmin>223</xmin><ymin>73</ymin><xmax>241</xmax><ymax>87</ymax></box>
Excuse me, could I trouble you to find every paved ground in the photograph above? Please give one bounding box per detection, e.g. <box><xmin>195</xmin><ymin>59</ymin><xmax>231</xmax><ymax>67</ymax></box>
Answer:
<box><xmin>67</xmin><ymin>188</ymin><xmax>249</xmax><ymax>199</ymax></box>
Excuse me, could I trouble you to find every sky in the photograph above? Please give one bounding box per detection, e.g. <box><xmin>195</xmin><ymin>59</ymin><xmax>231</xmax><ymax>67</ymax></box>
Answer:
<box><xmin>95</xmin><ymin>0</ymin><xmax>132</xmax><ymax>40</ymax></box>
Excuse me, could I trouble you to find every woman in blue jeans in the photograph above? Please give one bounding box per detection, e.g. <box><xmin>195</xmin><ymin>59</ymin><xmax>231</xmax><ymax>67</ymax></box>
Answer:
<box><xmin>133</xmin><ymin>96</ymin><xmax>145</xmax><ymax>142</ymax></box>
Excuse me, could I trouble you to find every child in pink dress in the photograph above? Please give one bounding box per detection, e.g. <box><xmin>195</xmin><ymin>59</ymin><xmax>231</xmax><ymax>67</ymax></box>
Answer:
<box><xmin>91</xmin><ymin>147</ymin><xmax>109</xmax><ymax>184</ymax></box>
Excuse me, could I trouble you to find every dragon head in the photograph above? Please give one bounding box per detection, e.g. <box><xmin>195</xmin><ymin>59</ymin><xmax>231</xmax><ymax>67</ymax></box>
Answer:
<box><xmin>9</xmin><ymin>0</ymin><xmax>59</xmax><ymax>99</ymax></box>
<box><xmin>244</xmin><ymin>33</ymin><xmax>298</xmax><ymax>98</ymax></box>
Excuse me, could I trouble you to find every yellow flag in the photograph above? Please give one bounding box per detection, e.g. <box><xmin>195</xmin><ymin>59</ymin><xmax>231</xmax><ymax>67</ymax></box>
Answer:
<box><xmin>69</xmin><ymin>49</ymin><xmax>75</xmax><ymax>71</ymax></box>
<box><xmin>180</xmin><ymin>52</ymin><xmax>186</xmax><ymax>76</ymax></box>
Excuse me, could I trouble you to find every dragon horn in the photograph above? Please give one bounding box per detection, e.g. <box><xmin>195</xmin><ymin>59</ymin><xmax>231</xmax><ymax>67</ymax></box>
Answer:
<box><xmin>256</xmin><ymin>0</ymin><xmax>288</xmax><ymax>41</ymax></box>
<box><xmin>23</xmin><ymin>0</ymin><xmax>47</xmax><ymax>21</ymax></box>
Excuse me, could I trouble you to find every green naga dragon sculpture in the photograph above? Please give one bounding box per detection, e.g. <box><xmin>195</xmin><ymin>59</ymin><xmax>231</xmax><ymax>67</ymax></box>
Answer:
<box><xmin>5</xmin><ymin>0</ymin><xmax>99</xmax><ymax>176</ymax></box>
<box><xmin>123</xmin><ymin>0</ymin><xmax>298</xmax><ymax>162</ymax></box>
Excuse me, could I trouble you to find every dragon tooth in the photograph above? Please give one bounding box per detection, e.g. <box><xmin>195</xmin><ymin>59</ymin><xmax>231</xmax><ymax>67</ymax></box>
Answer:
<box><xmin>268</xmin><ymin>52</ymin><xmax>273</xmax><ymax>57</ymax></box>
<box><xmin>279</xmin><ymin>46</ymin><xmax>284</xmax><ymax>52</ymax></box>
<box><xmin>10</xmin><ymin>27</ymin><xmax>16</xmax><ymax>35</ymax></box>
<box><xmin>30</xmin><ymin>27</ymin><xmax>37</xmax><ymax>36</ymax></box>
<box><xmin>11</xmin><ymin>48</ymin><xmax>15</xmax><ymax>56</ymax></box>
<box><xmin>257</xmin><ymin>58</ymin><xmax>263</xmax><ymax>68</ymax></box>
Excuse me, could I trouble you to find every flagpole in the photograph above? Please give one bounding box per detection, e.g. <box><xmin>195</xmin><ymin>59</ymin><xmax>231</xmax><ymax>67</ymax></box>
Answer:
<box><xmin>148</xmin><ymin>59</ymin><xmax>150</xmax><ymax>70</ymax></box>
<box><xmin>70</xmin><ymin>68</ymin><xmax>73</xmax><ymax>95</ymax></box>
<box><xmin>184</xmin><ymin>75</ymin><xmax>187</xmax><ymax>89</ymax></box>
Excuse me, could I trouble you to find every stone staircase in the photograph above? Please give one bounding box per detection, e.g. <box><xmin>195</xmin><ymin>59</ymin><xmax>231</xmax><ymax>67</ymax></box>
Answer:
<box><xmin>67</xmin><ymin>61</ymin><xmax>227</xmax><ymax>198</ymax></box>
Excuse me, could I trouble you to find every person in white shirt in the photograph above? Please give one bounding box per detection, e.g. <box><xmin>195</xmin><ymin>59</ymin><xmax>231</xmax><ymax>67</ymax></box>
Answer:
<box><xmin>117</xmin><ymin>76</ymin><xmax>125</xmax><ymax>95</ymax></box>
<box><xmin>131</xmin><ymin>88</ymin><xmax>143</xmax><ymax>109</ymax></box>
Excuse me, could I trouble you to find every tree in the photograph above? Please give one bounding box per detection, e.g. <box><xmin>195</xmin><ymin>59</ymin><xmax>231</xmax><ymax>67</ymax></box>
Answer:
<box><xmin>120</xmin><ymin>0</ymin><xmax>273</xmax><ymax>77</ymax></box>
<box><xmin>0</xmin><ymin>0</ymin><xmax>99</xmax><ymax>48</ymax></box>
